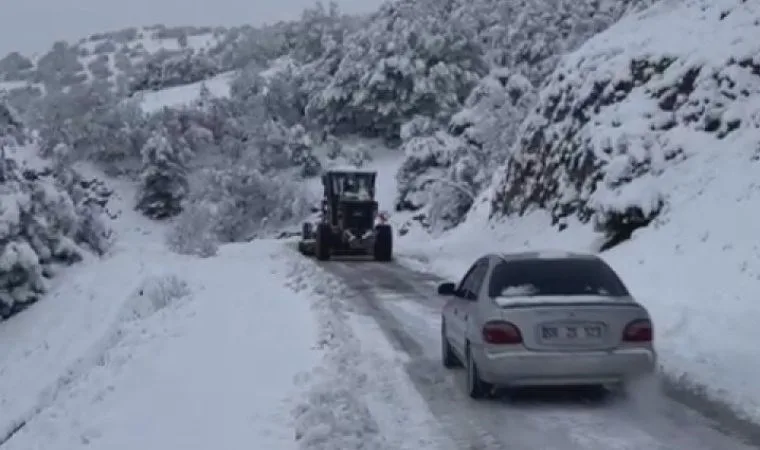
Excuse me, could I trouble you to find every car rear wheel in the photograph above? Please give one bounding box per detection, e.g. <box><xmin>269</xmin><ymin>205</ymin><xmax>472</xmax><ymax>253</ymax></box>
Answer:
<box><xmin>441</xmin><ymin>321</ymin><xmax>461</xmax><ymax>369</ymax></box>
<box><xmin>466</xmin><ymin>344</ymin><xmax>493</xmax><ymax>399</ymax></box>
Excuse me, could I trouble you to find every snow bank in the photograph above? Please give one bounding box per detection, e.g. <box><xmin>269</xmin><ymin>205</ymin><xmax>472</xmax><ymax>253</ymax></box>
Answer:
<box><xmin>491</xmin><ymin>0</ymin><xmax>760</xmax><ymax>237</ymax></box>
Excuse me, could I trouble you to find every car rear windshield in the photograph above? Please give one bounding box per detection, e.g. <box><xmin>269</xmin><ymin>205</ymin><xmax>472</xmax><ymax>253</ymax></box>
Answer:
<box><xmin>488</xmin><ymin>258</ymin><xmax>630</xmax><ymax>298</ymax></box>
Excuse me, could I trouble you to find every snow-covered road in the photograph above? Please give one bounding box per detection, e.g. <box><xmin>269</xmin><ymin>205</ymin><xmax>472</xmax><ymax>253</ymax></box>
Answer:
<box><xmin>311</xmin><ymin>252</ymin><xmax>760</xmax><ymax>450</ymax></box>
<box><xmin>2</xmin><ymin>230</ymin><xmax>758</xmax><ymax>449</ymax></box>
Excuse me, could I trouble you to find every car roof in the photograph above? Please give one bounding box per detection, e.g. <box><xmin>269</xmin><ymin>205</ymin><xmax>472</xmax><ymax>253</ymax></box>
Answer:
<box><xmin>495</xmin><ymin>250</ymin><xmax>599</xmax><ymax>262</ymax></box>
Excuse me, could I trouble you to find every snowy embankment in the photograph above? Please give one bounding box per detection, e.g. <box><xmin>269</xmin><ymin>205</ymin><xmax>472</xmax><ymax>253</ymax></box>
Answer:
<box><xmin>399</xmin><ymin>0</ymin><xmax>760</xmax><ymax>424</ymax></box>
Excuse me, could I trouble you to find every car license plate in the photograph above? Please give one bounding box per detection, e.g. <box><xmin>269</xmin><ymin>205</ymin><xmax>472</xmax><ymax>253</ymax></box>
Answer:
<box><xmin>541</xmin><ymin>324</ymin><xmax>603</xmax><ymax>341</ymax></box>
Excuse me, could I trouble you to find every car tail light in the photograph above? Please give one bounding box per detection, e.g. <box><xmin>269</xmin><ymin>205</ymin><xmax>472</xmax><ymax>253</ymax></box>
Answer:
<box><xmin>482</xmin><ymin>321</ymin><xmax>522</xmax><ymax>344</ymax></box>
<box><xmin>622</xmin><ymin>319</ymin><xmax>653</xmax><ymax>342</ymax></box>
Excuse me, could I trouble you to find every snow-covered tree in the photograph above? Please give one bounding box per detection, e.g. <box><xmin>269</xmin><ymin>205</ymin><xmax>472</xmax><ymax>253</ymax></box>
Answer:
<box><xmin>388</xmin><ymin>0</ymin><xmax>654</xmax><ymax>230</ymax></box>
<box><xmin>135</xmin><ymin>128</ymin><xmax>191</xmax><ymax>219</ymax></box>
<box><xmin>394</xmin><ymin>69</ymin><xmax>535</xmax><ymax>230</ymax></box>
<box><xmin>130</xmin><ymin>51</ymin><xmax>220</xmax><ymax>93</ymax></box>
<box><xmin>173</xmin><ymin>157</ymin><xmax>312</xmax><ymax>244</ymax></box>
<box><xmin>0</xmin><ymin>148</ymin><xmax>112</xmax><ymax>318</ymax></box>
<box><xmin>305</xmin><ymin>0</ymin><xmax>489</xmax><ymax>142</ymax></box>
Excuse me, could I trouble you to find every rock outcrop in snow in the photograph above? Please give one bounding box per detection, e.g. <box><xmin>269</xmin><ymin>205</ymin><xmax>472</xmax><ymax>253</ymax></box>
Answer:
<box><xmin>491</xmin><ymin>0</ymin><xmax>760</xmax><ymax>243</ymax></box>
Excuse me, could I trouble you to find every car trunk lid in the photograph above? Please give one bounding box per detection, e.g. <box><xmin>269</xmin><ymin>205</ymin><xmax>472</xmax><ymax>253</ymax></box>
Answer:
<box><xmin>495</xmin><ymin>295</ymin><xmax>647</xmax><ymax>351</ymax></box>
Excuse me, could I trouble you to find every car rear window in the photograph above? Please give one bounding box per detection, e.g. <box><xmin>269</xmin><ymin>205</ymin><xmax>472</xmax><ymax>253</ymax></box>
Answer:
<box><xmin>488</xmin><ymin>258</ymin><xmax>630</xmax><ymax>298</ymax></box>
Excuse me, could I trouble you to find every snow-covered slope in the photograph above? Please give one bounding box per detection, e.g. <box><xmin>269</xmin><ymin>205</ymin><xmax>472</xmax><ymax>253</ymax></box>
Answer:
<box><xmin>399</xmin><ymin>0</ymin><xmax>760</xmax><ymax>424</ymax></box>
<box><xmin>491</xmin><ymin>0</ymin><xmax>760</xmax><ymax>235</ymax></box>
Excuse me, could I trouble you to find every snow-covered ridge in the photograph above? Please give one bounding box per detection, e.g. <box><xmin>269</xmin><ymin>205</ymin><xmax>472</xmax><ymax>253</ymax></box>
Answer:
<box><xmin>0</xmin><ymin>22</ymin><xmax>290</xmax><ymax>107</ymax></box>
<box><xmin>490</xmin><ymin>0</ymin><xmax>760</xmax><ymax>237</ymax></box>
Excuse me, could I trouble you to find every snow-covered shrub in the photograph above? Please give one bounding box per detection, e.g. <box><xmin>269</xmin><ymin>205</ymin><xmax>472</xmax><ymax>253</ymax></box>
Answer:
<box><xmin>130</xmin><ymin>274</ymin><xmax>191</xmax><ymax>320</ymax></box>
<box><xmin>180</xmin><ymin>162</ymin><xmax>312</xmax><ymax>243</ymax></box>
<box><xmin>135</xmin><ymin>128</ymin><xmax>191</xmax><ymax>219</ymax></box>
<box><xmin>165</xmin><ymin>201</ymin><xmax>219</xmax><ymax>258</ymax></box>
<box><xmin>491</xmin><ymin>0</ymin><xmax>760</xmax><ymax>244</ymax></box>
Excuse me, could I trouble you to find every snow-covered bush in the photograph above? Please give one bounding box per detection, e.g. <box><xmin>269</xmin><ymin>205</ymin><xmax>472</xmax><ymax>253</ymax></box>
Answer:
<box><xmin>491</xmin><ymin>0</ymin><xmax>760</xmax><ymax>244</ymax></box>
<box><xmin>165</xmin><ymin>201</ymin><xmax>218</xmax><ymax>257</ymax></box>
<box><xmin>175</xmin><ymin>160</ymin><xmax>312</xmax><ymax>243</ymax></box>
<box><xmin>135</xmin><ymin>128</ymin><xmax>191</xmax><ymax>219</ymax></box>
<box><xmin>130</xmin><ymin>274</ymin><xmax>191</xmax><ymax>320</ymax></box>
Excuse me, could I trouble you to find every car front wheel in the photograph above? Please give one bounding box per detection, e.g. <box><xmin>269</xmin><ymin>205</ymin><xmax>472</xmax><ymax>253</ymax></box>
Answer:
<box><xmin>466</xmin><ymin>344</ymin><xmax>493</xmax><ymax>399</ymax></box>
<box><xmin>441</xmin><ymin>320</ymin><xmax>461</xmax><ymax>369</ymax></box>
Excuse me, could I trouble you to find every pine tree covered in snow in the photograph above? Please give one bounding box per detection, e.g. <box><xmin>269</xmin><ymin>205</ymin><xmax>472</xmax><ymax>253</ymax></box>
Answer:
<box><xmin>135</xmin><ymin>128</ymin><xmax>190</xmax><ymax>219</ymax></box>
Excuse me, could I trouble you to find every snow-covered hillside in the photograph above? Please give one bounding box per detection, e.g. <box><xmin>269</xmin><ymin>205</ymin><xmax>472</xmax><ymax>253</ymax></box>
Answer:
<box><xmin>0</xmin><ymin>24</ymin><xmax>280</xmax><ymax>99</ymax></box>
<box><xmin>491</xmin><ymin>0</ymin><xmax>760</xmax><ymax>239</ymax></box>
<box><xmin>399</xmin><ymin>0</ymin><xmax>760</xmax><ymax>424</ymax></box>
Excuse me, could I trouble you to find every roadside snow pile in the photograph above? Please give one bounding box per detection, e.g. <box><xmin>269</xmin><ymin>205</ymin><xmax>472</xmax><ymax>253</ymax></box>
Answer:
<box><xmin>399</xmin><ymin>0</ymin><xmax>760</xmax><ymax>424</ymax></box>
<box><xmin>286</xmin><ymin>255</ymin><xmax>450</xmax><ymax>450</ymax></box>
<box><xmin>491</xmin><ymin>0</ymin><xmax>760</xmax><ymax>245</ymax></box>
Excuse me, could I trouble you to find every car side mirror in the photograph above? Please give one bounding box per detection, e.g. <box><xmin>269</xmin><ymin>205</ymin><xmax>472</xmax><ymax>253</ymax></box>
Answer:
<box><xmin>437</xmin><ymin>282</ymin><xmax>456</xmax><ymax>296</ymax></box>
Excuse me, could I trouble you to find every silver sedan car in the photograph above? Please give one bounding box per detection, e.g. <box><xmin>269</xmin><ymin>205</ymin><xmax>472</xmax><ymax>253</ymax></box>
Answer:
<box><xmin>439</xmin><ymin>250</ymin><xmax>656</xmax><ymax>399</ymax></box>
